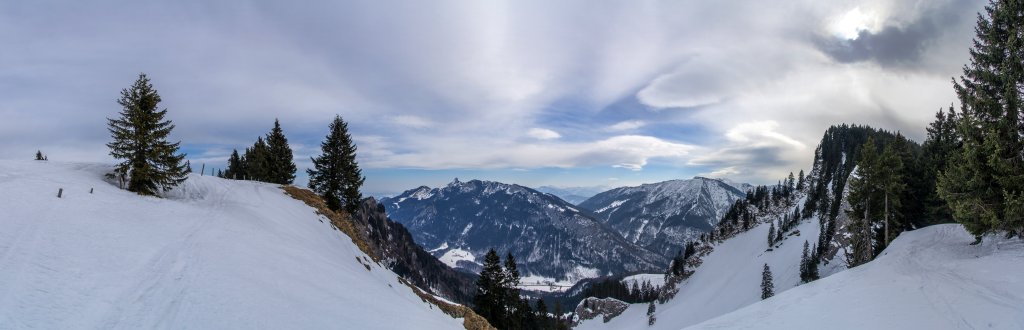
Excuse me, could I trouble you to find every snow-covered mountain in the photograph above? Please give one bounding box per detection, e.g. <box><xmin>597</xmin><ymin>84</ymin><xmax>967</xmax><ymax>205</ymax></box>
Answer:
<box><xmin>580</xmin><ymin>223</ymin><xmax>1024</xmax><ymax>329</ymax></box>
<box><xmin>578</xmin><ymin>177</ymin><xmax>748</xmax><ymax>256</ymax></box>
<box><xmin>381</xmin><ymin>179</ymin><xmax>667</xmax><ymax>285</ymax></box>
<box><xmin>0</xmin><ymin>160</ymin><xmax>472</xmax><ymax>329</ymax></box>
<box><xmin>534</xmin><ymin>185</ymin><xmax>607</xmax><ymax>205</ymax></box>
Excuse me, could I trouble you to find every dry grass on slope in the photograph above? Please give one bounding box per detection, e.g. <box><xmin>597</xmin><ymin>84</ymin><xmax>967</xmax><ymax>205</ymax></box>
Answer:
<box><xmin>281</xmin><ymin>186</ymin><xmax>380</xmax><ymax>262</ymax></box>
<box><xmin>281</xmin><ymin>186</ymin><xmax>494</xmax><ymax>330</ymax></box>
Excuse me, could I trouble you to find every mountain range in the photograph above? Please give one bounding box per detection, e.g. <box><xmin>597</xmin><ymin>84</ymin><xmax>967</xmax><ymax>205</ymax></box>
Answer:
<box><xmin>381</xmin><ymin>179</ymin><xmax>668</xmax><ymax>284</ymax></box>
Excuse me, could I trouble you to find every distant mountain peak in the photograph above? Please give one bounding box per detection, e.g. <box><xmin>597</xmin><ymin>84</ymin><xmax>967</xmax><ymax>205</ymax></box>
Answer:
<box><xmin>578</xmin><ymin>178</ymin><xmax>747</xmax><ymax>255</ymax></box>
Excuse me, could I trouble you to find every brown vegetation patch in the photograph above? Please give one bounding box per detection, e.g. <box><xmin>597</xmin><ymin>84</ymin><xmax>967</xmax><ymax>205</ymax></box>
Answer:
<box><xmin>397</xmin><ymin>278</ymin><xmax>495</xmax><ymax>330</ymax></box>
<box><xmin>282</xmin><ymin>186</ymin><xmax>492</xmax><ymax>330</ymax></box>
<box><xmin>281</xmin><ymin>186</ymin><xmax>380</xmax><ymax>262</ymax></box>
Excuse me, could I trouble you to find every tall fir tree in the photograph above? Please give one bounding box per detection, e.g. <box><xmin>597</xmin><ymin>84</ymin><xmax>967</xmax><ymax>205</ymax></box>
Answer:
<box><xmin>922</xmin><ymin>108</ymin><xmax>959</xmax><ymax>223</ymax></box>
<box><xmin>224</xmin><ymin>149</ymin><xmax>244</xmax><ymax>180</ymax></box>
<box><xmin>35</xmin><ymin>150</ymin><xmax>44</xmax><ymax>161</ymax></box>
<box><xmin>938</xmin><ymin>0</ymin><xmax>1024</xmax><ymax>239</ymax></box>
<box><xmin>760</xmin><ymin>263</ymin><xmax>774</xmax><ymax>300</ymax></box>
<box><xmin>503</xmin><ymin>252</ymin><xmax>523</xmax><ymax>329</ymax></box>
<box><xmin>474</xmin><ymin>249</ymin><xmax>506</xmax><ymax>327</ymax></box>
<box><xmin>876</xmin><ymin>142</ymin><xmax>906</xmax><ymax>250</ymax></box>
<box><xmin>243</xmin><ymin>137</ymin><xmax>271</xmax><ymax>182</ymax></box>
<box><xmin>847</xmin><ymin>137</ymin><xmax>880</xmax><ymax>266</ymax></box>
<box><xmin>106</xmin><ymin>73</ymin><xmax>188</xmax><ymax>195</ymax></box>
<box><xmin>307</xmin><ymin>115</ymin><xmax>365</xmax><ymax>213</ymax></box>
<box><xmin>535</xmin><ymin>299</ymin><xmax>550</xmax><ymax>329</ymax></box>
<box><xmin>647</xmin><ymin>301</ymin><xmax>656</xmax><ymax>325</ymax></box>
<box><xmin>807</xmin><ymin>243</ymin><xmax>820</xmax><ymax>281</ymax></box>
<box><xmin>264</xmin><ymin>119</ymin><xmax>297</xmax><ymax>184</ymax></box>
<box><xmin>799</xmin><ymin>240</ymin><xmax>811</xmax><ymax>283</ymax></box>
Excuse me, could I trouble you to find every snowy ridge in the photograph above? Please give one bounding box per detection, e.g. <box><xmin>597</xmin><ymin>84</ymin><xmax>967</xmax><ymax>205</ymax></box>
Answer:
<box><xmin>0</xmin><ymin>161</ymin><xmax>462</xmax><ymax>329</ymax></box>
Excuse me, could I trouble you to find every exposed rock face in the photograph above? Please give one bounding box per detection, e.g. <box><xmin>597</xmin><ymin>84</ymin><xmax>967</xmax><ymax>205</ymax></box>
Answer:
<box><xmin>573</xmin><ymin>297</ymin><xmax>629</xmax><ymax>325</ymax></box>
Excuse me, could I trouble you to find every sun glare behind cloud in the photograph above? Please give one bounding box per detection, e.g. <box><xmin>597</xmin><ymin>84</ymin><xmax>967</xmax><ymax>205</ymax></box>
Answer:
<box><xmin>830</xmin><ymin>7</ymin><xmax>879</xmax><ymax>40</ymax></box>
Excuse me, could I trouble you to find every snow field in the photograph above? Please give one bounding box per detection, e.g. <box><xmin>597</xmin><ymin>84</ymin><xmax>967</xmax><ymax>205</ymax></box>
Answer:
<box><xmin>0</xmin><ymin>160</ymin><xmax>462</xmax><ymax>329</ymax></box>
<box><xmin>580</xmin><ymin>213</ymin><xmax>841</xmax><ymax>329</ymax></box>
<box><xmin>689</xmin><ymin>224</ymin><xmax>1024</xmax><ymax>329</ymax></box>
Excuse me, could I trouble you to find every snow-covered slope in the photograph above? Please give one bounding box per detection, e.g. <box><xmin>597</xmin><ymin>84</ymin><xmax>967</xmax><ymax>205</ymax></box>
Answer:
<box><xmin>0</xmin><ymin>160</ymin><xmax>462</xmax><ymax>329</ymax></box>
<box><xmin>581</xmin><ymin>222</ymin><xmax>1024</xmax><ymax>329</ymax></box>
<box><xmin>690</xmin><ymin>224</ymin><xmax>1024</xmax><ymax>329</ymax></box>
<box><xmin>579</xmin><ymin>178</ymin><xmax>747</xmax><ymax>256</ymax></box>
<box><xmin>579</xmin><ymin>213</ymin><xmax>843</xmax><ymax>330</ymax></box>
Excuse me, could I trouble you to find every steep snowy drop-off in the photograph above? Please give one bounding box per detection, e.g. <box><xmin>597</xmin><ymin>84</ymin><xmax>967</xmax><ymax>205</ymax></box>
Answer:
<box><xmin>689</xmin><ymin>224</ymin><xmax>1024</xmax><ymax>329</ymax></box>
<box><xmin>579</xmin><ymin>214</ymin><xmax>844</xmax><ymax>330</ymax></box>
<box><xmin>0</xmin><ymin>160</ymin><xmax>462</xmax><ymax>329</ymax></box>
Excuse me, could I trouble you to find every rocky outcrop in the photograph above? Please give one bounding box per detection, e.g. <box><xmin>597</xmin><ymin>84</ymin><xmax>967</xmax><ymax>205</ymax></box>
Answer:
<box><xmin>573</xmin><ymin>297</ymin><xmax>629</xmax><ymax>325</ymax></box>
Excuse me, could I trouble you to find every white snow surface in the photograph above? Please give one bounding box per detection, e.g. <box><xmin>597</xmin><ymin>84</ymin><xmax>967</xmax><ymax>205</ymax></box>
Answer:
<box><xmin>581</xmin><ymin>221</ymin><xmax>1024</xmax><ymax>329</ymax></box>
<box><xmin>595</xmin><ymin>200</ymin><xmax>627</xmax><ymax>213</ymax></box>
<box><xmin>580</xmin><ymin>215</ymin><xmax>841</xmax><ymax>330</ymax></box>
<box><xmin>690</xmin><ymin>224</ymin><xmax>1024</xmax><ymax>329</ymax></box>
<box><xmin>620</xmin><ymin>274</ymin><xmax>666</xmax><ymax>288</ymax></box>
<box><xmin>439</xmin><ymin>248</ymin><xmax>476</xmax><ymax>269</ymax></box>
<box><xmin>0</xmin><ymin>161</ymin><xmax>462</xmax><ymax>329</ymax></box>
<box><xmin>518</xmin><ymin>275</ymin><xmax>575</xmax><ymax>293</ymax></box>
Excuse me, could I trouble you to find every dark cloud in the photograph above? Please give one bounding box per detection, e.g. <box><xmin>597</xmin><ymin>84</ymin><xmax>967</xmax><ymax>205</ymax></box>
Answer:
<box><xmin>817</xmin><ymin>0</ymin><xmax>976</xmax><ymax>69</ymax></box>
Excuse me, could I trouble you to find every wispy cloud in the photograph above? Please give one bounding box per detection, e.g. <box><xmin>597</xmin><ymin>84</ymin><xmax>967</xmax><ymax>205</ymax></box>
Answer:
<box><xmin>0</xmin><ymin>0</ymin><xmax>985</xmax><ymax>191</ymax></box>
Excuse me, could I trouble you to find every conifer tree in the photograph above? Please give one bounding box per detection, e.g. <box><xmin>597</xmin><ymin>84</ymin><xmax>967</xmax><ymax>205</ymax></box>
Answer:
<box><xmin>474</xmin><ymin>249</ymin><xmax>506</xmax><ymax>327</ymax></box>
<box><xmin>106</xmin><ymin>73</ymin><xmax>188</xmax><ymax>195</ymax></box>
<box><xmin>938</xmin><ymin>0</ymin><xmax>1024</xmax><ymax>239</ymax></box>
<box><xmin>647</xmin><ymin>301</ymin><xmax>656</xmax><ymax>325</ymax></box>
<box><xmin>876</xmin><ymin>143</ymin><xmax>906</xmax><ymax>248</ymax></box>
<box><xmin>808</xmin><ymin>243</ymin><xmax>820</xmax><ymax>281</ymax></box>
<box><xmin>799</xmin><ymin>240</ymin><xmax>811</xmax><ymax>283</ymax></box>
<box><xmin>760</xmin><ymin>263</ymin><xmax>774</xmax><ymax>300</ymax></box>
<box><xmin>848</xmin><ymin>137</ymin><xmax>880</xmax><ymax>266</ymax></box>
<box><xmin>767</xmin><ymin>222</ymin><xmax>776</xmax><ymax>248</ymax></box>
<box><xmin>535</xmin><ymin>299</ymin><xmax>549</xmax><ymax>328</ymax></box>
<box><xmin>922</xmin><ymin>108</ymin><xmax>958</xmax><ymax>223</ymax></box>
<box><xmin>35</xmin><ymin>150</ymin><xmax>44</xmax><ymax>161</ymax></box>
<box><xmin>503</xmin><ymin>252</ymin><xmax>522</xmax><ymax>326</ymax></box>
<box><xmin>224</xmin><ymin>149</ymin><xmax>243</xmax><ymax>180</ymax></box>
<box><xmin>264</xmin><ymin>119</ymin><xmax>296</xmax><ymax>184</ymax></box>
<box><xmin>308</xmin><ymin>115</ymin><xmax>365</xmax><ymax>213</ymax></box>
<box><xmin>243</xmin><ymin>137</ymin><xmax>271</xmax><ymax>182</ymax></box>
<box><xmin>797</xmin><ymin>169</ymin><xmax>805</xmax><ymax>190</ymax></box>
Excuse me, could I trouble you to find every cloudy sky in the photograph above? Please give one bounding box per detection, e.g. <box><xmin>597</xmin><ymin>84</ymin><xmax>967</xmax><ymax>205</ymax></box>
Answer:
<box><xmin>0</xmin><ymin>0</ymin><xmax>984</xmax><ymax>196</ymax></box>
